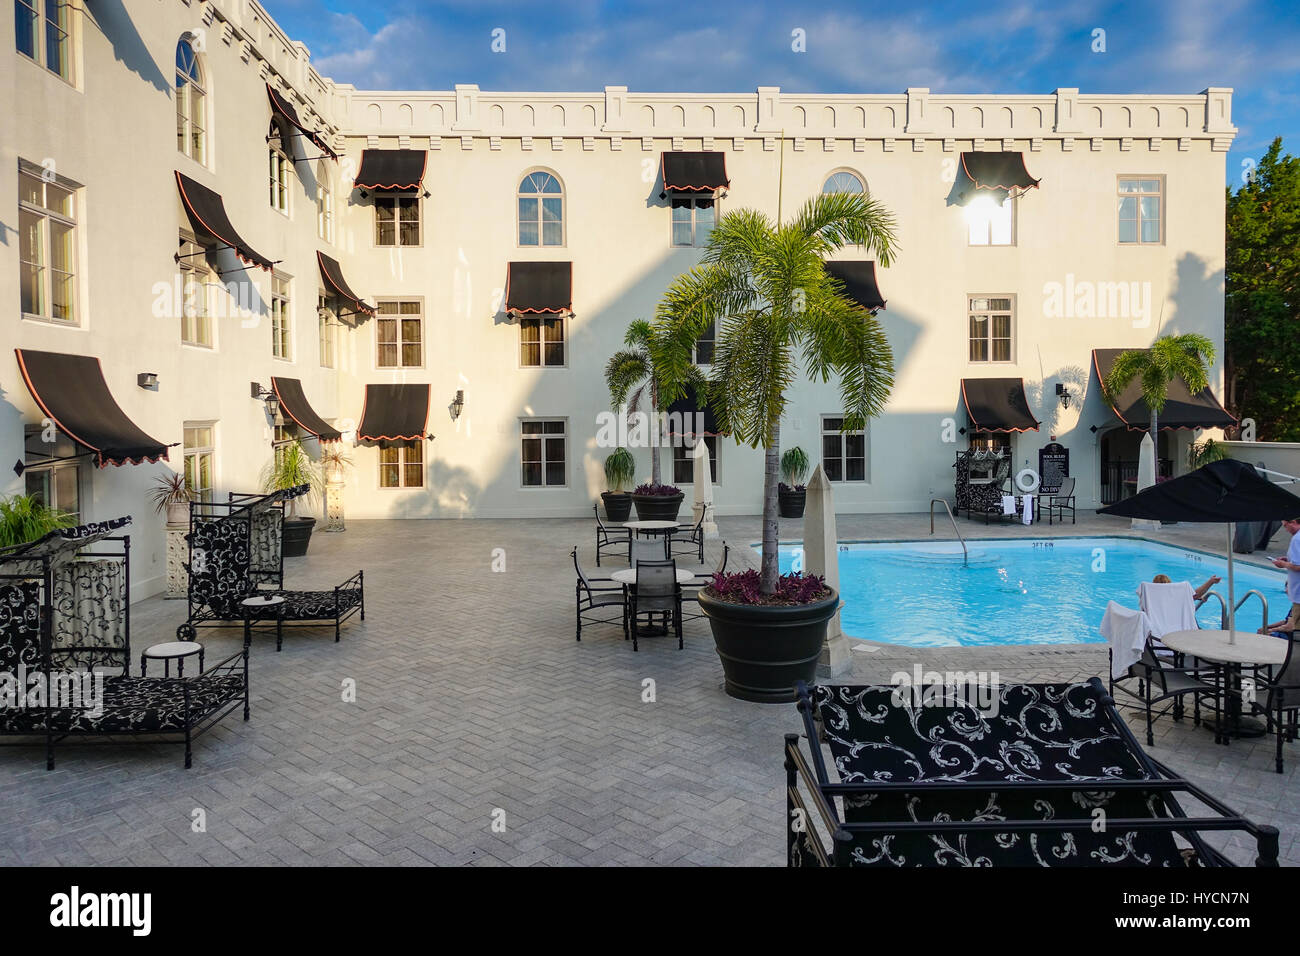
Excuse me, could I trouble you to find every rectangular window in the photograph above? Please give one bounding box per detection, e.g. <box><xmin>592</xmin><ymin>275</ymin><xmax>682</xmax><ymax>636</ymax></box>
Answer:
<box><xmin>520</xmin><ymin>316</ymin><xmax>565</xmax><ymax>367</ymax></box>
<box><xmin>968</xmin><ymin>296</ymin><xmax>1013</xmax><ymax>363</ymax></box>
<box><xmin>521</xmin><ymin>420</ymin><xmax>566</xmax><ymax>487</ymax></box>
<box><xmin>183</xmin><ymin>422</ymin><xmax>215</xmax><ymax>503</ymax></box>
<box><xmin>673</xmin><ymin>437</ymin><xmax>719</xmax><ymax>485</ymax></box>
<box><xmin>178</xmin><ymin>234</ymin><xmax>213</xmax><ymax>347</ymax></box>
<box><xmin>24</xmin><ymin>426</ymin><xmax>81</xmax><ymax>522</ymax></box>
<box><xmin>967</xmin><ymin>196</ymin><xmax>1015</xmax><ymax>246</ymax></box>
<box><xmin>19</xmin><ymin>166</ymin><xmax>78</xmax><ymax>324</ymax></box>
<box><xmin>318</xmin><ymin>290</ymin><xmax>336</xmax><ymax>368</ymax></box>
<box><xmin>693</xmin><ymin>320</ymin><xmax>715</xmax><ymax>365</ymax></box>
<box><xmin>671</xmin><ymin>196</ymin><xmax>716</xmax><ymax>247</ymax></box>
<box><xmin>821</xmin><ymin>416</ymin><xmax>867</xmax><ymax>482</ymax></box>
<box><xmin>375</xmin><ymin>194</ymin><xmax>420</xmax><ymax>246</ymax></box>
<box><xmin>1118</xmin><ymin>178</ymin><xmax>1162</xmax><ymax>244</ymax></box>
<box><xmin>271</xmin><ymin>274</ymin><xmax>291</xmax><ymax>359</ymax></box>
<box><xmin>376</xmin><ymin>300</ymin><xmax>423</xmax><ymax>368</ymax></box>
<box><xmin>269</xmin><ymin>143</ymin><xmax>290</xmax><ymax>214</ymax></box>
<box><xmin>16</xmin><ymin>0</ymin><xmax>70</xmax><ymax>81</ymax></box>
<box><xmin>379</xmin><ymin>442</ymin><xmax>423</xmax><ymax>488</ymax></box>
<box><xmin>317</xmin><ymin>179</ymin><xmax>334</xmax><ymax>243</ymax></box>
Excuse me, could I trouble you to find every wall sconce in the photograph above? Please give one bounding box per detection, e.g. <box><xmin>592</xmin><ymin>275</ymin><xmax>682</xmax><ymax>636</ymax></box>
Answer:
<box><xmin>451</xmin><ymin>390</ymin><xmax>465</xmax><ymax>420</ymax></box>
<box><xmin>1056</xmin><ymin>382</ymin><xmax>1071</xmax><ymax>409</ymax></box>
<box><xmin>251</xmin><ymin>381</ymin><xmax>281</xmax><ymax>421</ymax></box>
<box><xmin>137</xmin><ymin>372</ymin><xmax>159</xmax><ymax>390</ymax></box>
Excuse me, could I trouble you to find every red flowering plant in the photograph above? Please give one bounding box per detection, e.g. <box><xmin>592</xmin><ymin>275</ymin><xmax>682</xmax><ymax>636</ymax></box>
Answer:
<box><xmin>632</xmin><ymin>482</ymin><xmax>682</xmax><ymax>496</ymax></box>
<box><xmin>707</xmin><ymin>569</ymin><xmax>829</xmax><ymax>607</ymax></box>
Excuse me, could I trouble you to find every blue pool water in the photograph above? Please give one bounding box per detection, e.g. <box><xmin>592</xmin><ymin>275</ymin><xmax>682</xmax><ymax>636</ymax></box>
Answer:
<box><xmin>767</xmin><ymin>537</ymin><xmax>1290</xmax><ymax>648</ymax></box>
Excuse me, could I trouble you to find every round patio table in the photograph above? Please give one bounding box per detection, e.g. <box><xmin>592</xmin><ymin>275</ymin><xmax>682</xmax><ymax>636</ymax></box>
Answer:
<box><xmin>623</xmin><ymin>520</ymin><xmax>678</xmax><ymax>558</ymax></box>
<box><xmin>141</xmin><ymin>641</ymin><xmax>204</xmax><ymax>677</ymax></box>
<box><xmin>1160</xmin><ymin>629</ymin><xmax>1288</xmax><ymax>739</ymax></box>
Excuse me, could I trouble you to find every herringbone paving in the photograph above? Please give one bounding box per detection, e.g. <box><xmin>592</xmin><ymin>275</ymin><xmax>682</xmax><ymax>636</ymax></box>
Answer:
<box><xmin>0</xmin><ymin>512</ymin><xmax>1294</xmax><ymax>865</ymax></box>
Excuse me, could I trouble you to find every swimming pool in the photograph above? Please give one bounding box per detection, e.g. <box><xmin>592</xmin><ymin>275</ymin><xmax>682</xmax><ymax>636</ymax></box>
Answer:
<box><xmin>767</xmin><ymin>537</ymin><xmax>1289</xmax><ymax>648</ymax></box>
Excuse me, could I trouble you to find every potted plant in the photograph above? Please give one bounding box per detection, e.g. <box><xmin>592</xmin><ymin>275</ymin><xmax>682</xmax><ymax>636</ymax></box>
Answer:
<box><xmin>150</xmin><ymin>471</ymin><xmax>195</xmax><ymax>527</ymax></box>
<box><xmin>778</xmin><ymin>446</ymin><xmax>810</xmax><ymax>518</ymax></box>
<box><xmin>0</xmin><ymin>494</ymin><xmax>75</xmax><ymax>548</ymax></box>
<box><xmin>629</xmin><ymin>481</ymin><xmax>685</xmax><ymax>522</ymax></box>
<box><xmin>601</xmin><ymin>447</ymin><xmax>636</xmax><ymax>522</ymax></box>
<box><xmin>261</xmin><ymin>440</ymin><xmax>323</xmax><ymax>557</ymax></box>
<box><xmin>654</xmin><ymin>190</ymin><xmax>897</xmax><ymax>701</ymax></box>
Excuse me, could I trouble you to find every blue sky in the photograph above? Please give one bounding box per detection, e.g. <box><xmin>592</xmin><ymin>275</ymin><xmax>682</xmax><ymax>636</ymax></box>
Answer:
<box><xmin>264</xmin><ymin>0</ymin><xmax>1300</xmax><ymax>186</ymax></box>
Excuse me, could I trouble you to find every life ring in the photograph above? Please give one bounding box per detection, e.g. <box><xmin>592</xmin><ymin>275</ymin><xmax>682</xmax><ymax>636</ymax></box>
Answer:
<box><xmin>1015</xmin><ymin>468</ymin><xmax>1040</xmax><ymax>493</ymax></box>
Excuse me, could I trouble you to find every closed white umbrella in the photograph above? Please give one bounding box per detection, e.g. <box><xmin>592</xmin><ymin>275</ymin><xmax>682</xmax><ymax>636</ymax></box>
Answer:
<box><xmin>691</xmin><ymin>437</ymin><xmax>718</xmax><ymax>539</ymax></box>
<box><xmin>1132</xmin><ymin>433</ymin><xmax>1161</xmax><ymax>532</ymax></box>
<box><xmin>804</xmin><ymin>464</ymin><xmax>849</xmax><ymax>675</ymax></box>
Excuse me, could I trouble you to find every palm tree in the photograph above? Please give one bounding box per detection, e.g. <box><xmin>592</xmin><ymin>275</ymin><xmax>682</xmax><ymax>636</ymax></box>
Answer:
<box><xmin>652</xmin><ymin>191</ymin><xmax>899</xmax><ymax>594</ymax></box>
<box><xmin>1104</xmin><ymin>333</ymin><xmax>1216</xmax><ymax>441</ymax></box>
<box><xmin>605</xmin><ymin>319</ymin><xmax>693</xmax><ymax>487</ymax></box>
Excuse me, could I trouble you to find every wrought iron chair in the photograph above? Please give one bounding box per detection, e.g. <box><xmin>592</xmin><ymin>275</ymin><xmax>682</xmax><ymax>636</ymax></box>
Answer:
<box><xmin>1110</xmin><ymin>635</ymin><xmax>1224</xmax><ymax>746</ymax></box>
<box><xmin>682</xmin><ymin>542</ymin><xmax>729</xmax><ymax>623</ymax></box>
<box><xmin>1045</xmin><ymin>475</ymin><xmax>1077</xmax><ymax>525</ymax></box>
<box><xmin>571</xmin><ymin>546</ymin><xmax>627</xmax><ymax>642</ymax></box>
<box><xmin>629</xmin><ymin>538</ymin><xmax>665</xmax><ymax>567</ymax></box>
<box><xmin>593</xmin><ymin>504</ymin><xmax>632</xmax><ymax>567</ymax></box>
<box><xmin>668</xmin><ymin>504</ymin><xmax>710</xmax><ymax>563</ymax></box>
<box><xmin>628</xmin><ymin>559</ymin><xmax>683</xmax><ymax>651</ymax></box>
<box><xmin>1253</xmin><ymin>636</ymin><xmax>1299</xmax><ymax>773</ymax></box>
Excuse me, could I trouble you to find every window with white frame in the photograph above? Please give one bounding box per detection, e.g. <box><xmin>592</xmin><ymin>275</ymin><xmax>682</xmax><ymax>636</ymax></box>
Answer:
<box><xmin>517</xmin><ymin>171</ymin><xmax>563</xmax><ymax>246</ymax></box>
<box><xmin>379</xmin><ymin>442</ymin><xmax>423</xmax><ymax>488</ymax></box>
<box><xmin>967</xmin><ymin>196</ymin><xmax>1015</xmax><ymax>246</ymax></box>
<box><xmin>1118</xmin><ymin>177</ymin><xmax>1162</xmax><ymax>244</ymax></box>
<box><xmin>692</xmin><ymin>319</ymin><xmax>716</xmax><ymax>365</ymax></box>
<box><xmin>19</xmin><ymin>165</ymin><xmax>78</xmax><ymax>324</ymax></box>
<box><xmin>271</xmin><ymin>274</ymin><xmax>291</xmax><ymax>359</ymax></box>
<box><xmin>968</xmin><ymin>296</ymin><xmax>1013</xmax><ymax>363</ymax></box>
<box><xmin>318</xmin><ymin>290</ymin><xmax>336</xmax><ymax>368</ymax></box>
<box><xmin>520</xmin><ymin>316</ymin><xmax>564</xmax><ymax>367</ymax></box>
<box><xmin>316</xmin><ymin>162</ymin><xmax>334</xmax><ymax>242</ymax></box>
<box><xmin>23</xmin><ymin>426</ymin><xmax>81</xmax><ymax>522</ymax></box>
<box><xmin>670</xmin><ymin>196</ymin><xmax>715</xmax><ymax>247</ymax></box>
<box><xmin>374</xmin><ymin>193</ymin><xmax>420</xmax><ymax>246</ymax></box>
<box><xmin>175</xmin><ymin>36</ymin><xmax>206</xmax><ymax>163</ymax></box>
<box><xmin>16</xmin><ymin>0</ymin><xmax>71</xmax><ymax>81</ymax></box>
<box><xmin>822</xmin><ymin>170</ymin><xmax>866</xmax><ymax>194</ymax></box>
<box><xmin>268</xmin><ymin>120</ymin><xmax>291</xmax><ymax>214</ymax></box>
<box><xmin>183</xmin><ymin>423</ymin><xmax>215</xmax><ymax>503</ymax></box>
<box><xmin>178</xmin><ymin>233</ymin><xmax>213</xmax><ymax>347</ymax></box>
<box><xmin>821</xmin><ymin>416</ymin><xmax>867</xmax><ymax>482</ymax></box>
<box><xmin>673</xmin><ymin>437</ymin><xmax>719</xmax><ymax>485</ymax></box>
<box><xmin>376</xmin><ymin>300</ymin><xmax>423</xmax><ymax>368</ymax></box>
<box><xmin>521</xmin><ymin>420</ymin><xmax>566</xmax><ymax>487</ymax></box>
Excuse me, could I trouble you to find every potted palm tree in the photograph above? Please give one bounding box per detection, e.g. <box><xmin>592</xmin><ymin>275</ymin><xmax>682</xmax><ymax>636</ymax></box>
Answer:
<box><xmin>150</xmin><ymin>471</ymin><xmax>195</xmax><ymax>526</ymax></box>
<box><xmin>778</xmin><ymin>446</ymin><xmax>810</xmax><ymax>518</ymax></box>
<box><xmin>654</xmin><ymin>190</ymin><xmax>897</xmax><ymax>702</ymax></box>
<box><xmin>1104</xmin><ymin>333</ymin><xmax>1216</xmax><ymax>442</ymax></box>
<box><xmin>0</xmin><ymin>494</ymin><xmax>75</xmax><ymax>547</ymax></box>
<box><xmin>606</xmin><ymin>319</ymin><xmax>686</xmax><ymax>522</ymax></box>
<box><xmin>261</xmin><ymin>440</ymin><xmax>323</xmax><ymax>557</ymax></box>
<box><xmin>601</xmin><ymin>447</ymin><xmax>636</xmax><ymax>521</ymax></box>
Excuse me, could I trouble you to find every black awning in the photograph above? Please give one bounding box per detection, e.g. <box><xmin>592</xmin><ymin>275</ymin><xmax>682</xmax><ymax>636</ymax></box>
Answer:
<box><xmin>318</xmin><ymin>252</ymin><xmax>375</xmax><ymax>321</ymax></box>
<box><xmin>353</xmin><ymin>149</ymin><xmax>427</xmax><ymax>191</ymax></box>
<box><xmin>957</xmin><ymin>152</ymin><xmax>1040</xmax><ymax>201</ymax></box>
<box><xmin>356</xmin><ymin>384</ymin><xmax>430</xmax><ymax>442</ymax></box>
<box><xmin>824</xmin><ymin>260</ymin><xmax>886</xmax><ymax>312</ymax></box>
<box><xmin>961</xmin><ymin>378</ymin><xmax>1041</xmax><ymax>433</ymax></box>
<box><xmin>15</xmin><ymin>349</ymin><xmax>172</xmax><ymax>467</ymax></box>
<box><xmin>665</xmin><ymin>385</ymin><xmax>721</xmax><ymax>437</ymax></box>
<box><xmin>505</xmin><ymin>262</ymin><xmax>572</xmax><ymax>314</ymax></box>
<box><xmin>271</xmin><ymin>377</ymin><xmax>342</xmax><ymax>443</ymax></box>
<box><xmin>267</xmin><ymin>83</ymin><xmax>338</xmax><ymax>160</ymax></box>
<box><xmin>661</xmin><ymin>151</ymin><xmax>730</xmax><ymax>193</ymax></box>
<box><xmin>1092</xmin><ymin>349</ymin><xmax>1236</xmax><ymax>431</ymax></box>
<box><xmin>175</xmin><ymin>172</ymin><xmax>274</xmax><ymax>272</ymax></box>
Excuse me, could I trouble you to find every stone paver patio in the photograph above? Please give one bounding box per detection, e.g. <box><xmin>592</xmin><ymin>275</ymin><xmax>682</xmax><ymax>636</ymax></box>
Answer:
<box><xmin>1</xmin><ymin>510</ymin><xmax>1295</xmax><ymax>866</ymax></box>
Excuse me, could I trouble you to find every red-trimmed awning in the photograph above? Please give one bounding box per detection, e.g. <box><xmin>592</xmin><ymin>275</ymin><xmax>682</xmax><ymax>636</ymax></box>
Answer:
<box><xmin>14</xmin><ymin>349</ymin><xmax>172</xmax><ymax>467</ymax></box>
<box><xmin>353</xmin><ymin>149</ymin><xmax>427</xmax><ymax>191</ymax></box>
<box><xmin>356</xmin><ymin>384</ymin><xmax>430</xmax><ymax>443</ymax></box>
<box><xmin>271</xmin><ymin>377</ymin><xmax>342</xmax><ymax>443</ymax></box>
<box><xmin>824</xmin><ymin>260</ymin><xmax>886</xmax><ymax>313</ymax></box>
<box><xmin>505</xmin><ymin>262</ymin><xmax>572</xmax><ymax>314</ymax></box>
<box><xmin>661</xmin><ymin>151</ymin><xmax>729</xmax><ymax>192</ymax></box>
<box><xmin>175</xmin><ymin>172</ymin><xmax>274</xmax><ymax>272</ymax></box>
<box><xmin>957</xmin><ymin>152</ymin><xmax>1040</xmax><ymax>202</ymax></box>
<box><xmin>267</xmin><ymin>83</ymin><xmax>338</xmax><ymax>160</ymax></box>
<box><xmin>961</xmin><ymin>378</ymin><xmax>1041</xmax><ymax>433</ymax></box>
<box><xmin>1092</xmin><ymin>349</ymin><xmax>1236</xmax><ymax>431</ymax></box>
<box><xmin>318</xmin><ymin>252</ymin><xmax>375</xmax><ymax>321</ymax></box>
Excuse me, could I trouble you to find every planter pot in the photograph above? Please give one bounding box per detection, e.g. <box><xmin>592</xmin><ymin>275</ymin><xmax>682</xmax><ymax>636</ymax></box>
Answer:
<box><xmin>165</xmin><ymin>501</ymin><xmax>191</xmax><ymax>527</ymax></box>
<box><xmin>699</xmin><ymin>586</ymin><xmax>839</xmax><ymax>703</ymax></box>
<box><xmin>601</xmin><ymin>491</ymin><xmax>633</xmax><ymax>523</ymax></box>
<box><xmin>631</xmin><ymin>492</ymin><xmax>684</xmax><ymax>522</ymax></box>
<box><xmin>282</xmin><ymin>516</ymin><xmax>317</xmax><ymax>558</ymax></box>
<box><xmin>778</xmin><ymin>488</ymin><xmax>806</xmax><ymax>519</ymax></box>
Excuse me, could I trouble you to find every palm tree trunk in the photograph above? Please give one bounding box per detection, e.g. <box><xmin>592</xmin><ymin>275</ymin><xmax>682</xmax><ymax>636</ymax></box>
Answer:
<box><xmin>649</xmin><ymin>381</ymin><xmax>662</xmax><ymax>486</ymax></box>
<box><xmin>760</xmin><ymin>430</ymin><xmax>781</xmax><ymax>594</ymax></box>
<box><xmin>1150</xmin><ymin>409</ymin><xmax>1159</xmax><ymax>467</ymax></box>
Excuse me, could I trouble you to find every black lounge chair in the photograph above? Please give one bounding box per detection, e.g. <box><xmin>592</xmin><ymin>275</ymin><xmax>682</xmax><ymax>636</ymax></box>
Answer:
<box><xmin>572</xmin><ymin>546</ymin><xmax>627</xmax><ymax>641</ymax></box>
<box><xmin>593</xmin><ymin>504</ymin><xmax>632</xmax><ymax>567</ymax></box>
<box><xmin>0</xmin><ymin>518</ymin><xmax>249</xmax><ymax>770</ymax></box>
<box><xmin>786</xmin><ymin>678</ymin><xmax>1279</xmax><ymax>867</ymax></box>
<box><xmin>177</xmin><ymin>488</ymin><xmax>363</xmax><ymax>649</ymax></box>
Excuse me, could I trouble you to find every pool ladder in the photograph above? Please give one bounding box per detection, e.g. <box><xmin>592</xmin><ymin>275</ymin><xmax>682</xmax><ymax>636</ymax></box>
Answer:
<box><xmin>1197</xmin><ymin>589</ymin><xmax>1270</xmax><ymax>631</ymax></box>
<box><xmin>929</xmin><ymin>498</ymin><xmax>968</xmax><ymax>565</ymax></box>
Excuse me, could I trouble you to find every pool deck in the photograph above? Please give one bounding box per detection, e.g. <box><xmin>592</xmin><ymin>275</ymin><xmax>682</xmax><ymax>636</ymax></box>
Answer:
<box><xmin>0</xmin><ymin>509</ymin><xmax>1294</xmax><ymax>867</ymax></box>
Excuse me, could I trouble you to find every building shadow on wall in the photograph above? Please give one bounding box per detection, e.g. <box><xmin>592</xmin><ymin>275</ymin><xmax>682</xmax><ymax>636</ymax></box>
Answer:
<box><xmin>87</xmin><ymin>0</ymin><xmax>171</xmax><ymax>94</ymax></box>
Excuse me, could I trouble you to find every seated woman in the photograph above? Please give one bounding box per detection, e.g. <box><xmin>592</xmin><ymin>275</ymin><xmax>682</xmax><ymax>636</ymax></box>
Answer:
<box><xmin>1258</xmin><ymin>602</ymin><xmax>1300</xmax><ymax>640</ymax></box>
<box><xmin>1149</xmin><ymin>573</ymin><xmax>1221</xmax><ymax>601</ymax></box>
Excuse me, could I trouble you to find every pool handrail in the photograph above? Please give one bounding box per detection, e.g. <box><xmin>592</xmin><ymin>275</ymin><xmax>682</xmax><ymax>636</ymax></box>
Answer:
<box><xmin>1196</xmin><ymin>590</ymin><xmax>1229</xmax><ymax>630</ymax></box>
<box><xmin>929</xmin><ymin>498</ymin><xmax>968</xmax><ymax>565</ymax></box>
<box><xmin>1233</xmin><ymin>589</ymin><xmax>1270</xmax><ymax>632</ymax></box>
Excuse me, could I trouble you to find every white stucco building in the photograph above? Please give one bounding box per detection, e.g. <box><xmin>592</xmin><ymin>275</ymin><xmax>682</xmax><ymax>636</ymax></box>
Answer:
<box><xmin>2</xmin><ymin>0</ymin><xmax>1238</xmax><ymax>597</ymax></box>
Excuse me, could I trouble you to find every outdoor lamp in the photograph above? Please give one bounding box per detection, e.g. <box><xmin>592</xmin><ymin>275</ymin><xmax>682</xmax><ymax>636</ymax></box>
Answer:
<box><xmin>1056</xmin><ymin>382</ymin><xmax>1071</xmax><ymax>409</ymax></box>
<box><xmin>451</xmin><ymin>390</ymin><xmax>465</xmax><ymax>420</ymax></box>
<box><xmin>137</xmin><ymin>372</ymin><xmax>159</xmax><ymax>389</ymax></box>
<box><xmin>251</xmin><ymin>382</ymin><xmax>281</xmax><ymax>421</ymax></box>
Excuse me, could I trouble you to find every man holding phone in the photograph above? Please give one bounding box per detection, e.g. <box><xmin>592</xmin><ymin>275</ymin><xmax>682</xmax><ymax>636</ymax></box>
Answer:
<box><xmin>1261</xmin><ymin>517</ymin><xmax>1300</xmax><ymax>638</ymax></box>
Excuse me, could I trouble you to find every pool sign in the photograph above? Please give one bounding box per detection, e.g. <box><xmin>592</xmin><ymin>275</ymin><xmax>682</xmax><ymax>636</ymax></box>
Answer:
<box><xmin>1038</xmin><ymin>442</ymin><xmax>1069</xmax><ymax>494</ymax></box>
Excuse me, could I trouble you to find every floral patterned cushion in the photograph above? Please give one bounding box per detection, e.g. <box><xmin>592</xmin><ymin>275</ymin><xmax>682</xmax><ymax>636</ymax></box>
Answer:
<box><xmin>246</xmin><ymin>588</ymin><xmax>362</xmax><ymax>622</ymax></box>
<box><xmin>0</xmin><ymin>673</ymin><xmax>245</xmax><ymax>734</ymax></box>
<box><xmin>0</xmin><ymin>582</ymin><xmax>42</xmax><ymax>673</ymax></box>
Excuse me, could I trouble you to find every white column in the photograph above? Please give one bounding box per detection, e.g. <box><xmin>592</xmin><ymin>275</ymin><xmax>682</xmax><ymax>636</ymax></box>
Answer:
<box><xmin>804</xmin><ymin>465</ymin><xmax>851</xmax><ymax>676</ymax></box>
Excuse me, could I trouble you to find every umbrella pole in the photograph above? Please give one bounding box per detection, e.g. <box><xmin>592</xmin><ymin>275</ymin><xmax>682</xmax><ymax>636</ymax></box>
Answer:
<box><xmin>1227</xmin><ymin>522</ymin><xmax>1236</xmax><ymax>643</ymax></box>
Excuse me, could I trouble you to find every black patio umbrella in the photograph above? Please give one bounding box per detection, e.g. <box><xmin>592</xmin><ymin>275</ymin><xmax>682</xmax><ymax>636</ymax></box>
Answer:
<box><xmin>1100</xmin><ymin>460</ymin><xmax>1300</xmax><ymax>639</ymax></box>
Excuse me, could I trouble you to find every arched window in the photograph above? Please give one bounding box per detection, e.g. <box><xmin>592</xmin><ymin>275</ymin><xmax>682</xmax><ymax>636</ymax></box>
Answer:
<box><xmin>268</xmin><ymin>118</ymin><xmax>291</xmax><ymax>213</ymax></box>
<box><xmin>175</xmin><ymin>37</ymin><xmax>206</xmax><ymax>162</ymax></box>
<box><xmin>316</xmin><ymin>160</ymin><xmax>334</xmax><ymax>242</ymax></box>
<box><xmin>822</xmin><ymin>170</ymin><xmax>866</xmax><ymax>194</ymax></box>
<box><xmin>517</xmin><ymin>171</ymin><xmax>563</xmax><ymax>246</ymax></box>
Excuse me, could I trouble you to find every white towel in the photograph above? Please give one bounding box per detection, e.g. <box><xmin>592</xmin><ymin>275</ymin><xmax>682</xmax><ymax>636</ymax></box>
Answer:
<box><xmin>1137</xmin><ymin>581</ymin><xmax>1199</xmax><ymax>639</ymax></box>
<box><xmin>1100</xmin><ymin>601</ymin><xmax>1151</xmax><ymax>680</ymax></box>
<box><xmin>1002</xmin><ymin>495</ymin><xmax>1016</xmax><ymax>515</ymax></box>
<box><xmin>1021</xmin><ymin>494</ymin><xmax>1034</xmax><ymax>525</ymax></box>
